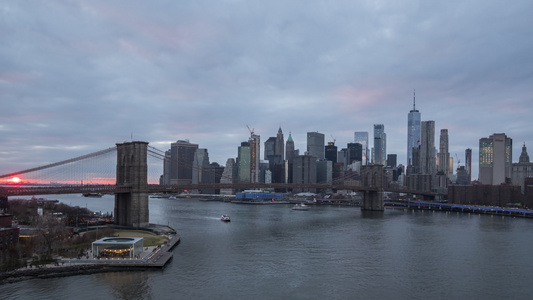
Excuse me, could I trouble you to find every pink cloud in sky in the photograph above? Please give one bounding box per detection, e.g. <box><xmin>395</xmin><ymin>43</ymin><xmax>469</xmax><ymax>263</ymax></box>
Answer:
<box><xmin>331</xmin><ymin>86</ymin><xmax>386</xmax><ymax>110</ymax></box>
<box><xmin>0</xmin><ymin>72</ymin><xmax>31</xmax><ymax>83</ymax></box>
<box><xmin>87</xmin><ymin>2</ymin><xmax>219</xmax><ymax>55</ymax></box>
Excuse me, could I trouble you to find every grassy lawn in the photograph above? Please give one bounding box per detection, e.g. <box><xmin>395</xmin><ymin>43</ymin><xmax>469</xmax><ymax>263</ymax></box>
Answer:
<box><xmin>114</xmin><ymin>230</ymin><xmax>169</xmax><ymax>247</ymax></box>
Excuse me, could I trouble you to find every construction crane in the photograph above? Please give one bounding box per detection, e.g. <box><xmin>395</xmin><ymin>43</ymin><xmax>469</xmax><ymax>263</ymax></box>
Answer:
<box><xmin>246</xmin><ymin>125</ymin><xmax>254</xmax><ymax>136</ymax></box>
<box><xmin>330</xmin><ymin>135</ymin><xmax>336</xmax><ymax>145</ymax></box>
<box><xmin>455</xmin><ymin>153</ymin><xmax>461</xmax><ymax>168</ymax></box>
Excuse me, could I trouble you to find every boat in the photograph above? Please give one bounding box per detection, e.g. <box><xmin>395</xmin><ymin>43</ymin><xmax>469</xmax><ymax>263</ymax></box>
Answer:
<box><xmin>221</xmin><ymin>215</ymin><xmax>231</xmax><ymax>222</ymax></box>
<box><xmin>83</xmin><ymin>193</ymin><xmax>103</xmax><ymax>198</ymax></box>
<box><xmin>292</xmin><ymin>203</ymin><xmax>309</xmax><ymax>211</ymax></box>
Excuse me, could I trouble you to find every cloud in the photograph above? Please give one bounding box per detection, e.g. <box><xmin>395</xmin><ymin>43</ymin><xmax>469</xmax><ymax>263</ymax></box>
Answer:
<box><xmin>1</xmin><ymin>0</ymin><xmax>532</xmax><ymax>182</ymax></box>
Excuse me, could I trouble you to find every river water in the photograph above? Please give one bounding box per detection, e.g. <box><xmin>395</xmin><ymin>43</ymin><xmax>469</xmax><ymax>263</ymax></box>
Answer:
<box><xmin>3</xmin><ymin>194</ymin><xmax>533</xmax><ymax>299</ymax></box>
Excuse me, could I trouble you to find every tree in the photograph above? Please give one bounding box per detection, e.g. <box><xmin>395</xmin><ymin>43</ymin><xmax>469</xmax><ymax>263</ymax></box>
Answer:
<box><xmin>33</xmin><ymin>214</ymin><xmax>69</xmax><ymax>254</ymax></box>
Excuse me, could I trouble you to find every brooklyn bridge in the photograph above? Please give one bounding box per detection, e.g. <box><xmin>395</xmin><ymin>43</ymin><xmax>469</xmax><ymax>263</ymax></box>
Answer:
<box><xmin>0</xmin><ymin>141</ymin><xmax>433</xmax><ymax>227</ymax></box>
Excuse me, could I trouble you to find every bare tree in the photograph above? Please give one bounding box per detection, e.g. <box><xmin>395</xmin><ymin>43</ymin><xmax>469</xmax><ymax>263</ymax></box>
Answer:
<box><xmin>33</xmin><ymin>214</ymin><xmax>69</xmax><ymax>254</ymax></box>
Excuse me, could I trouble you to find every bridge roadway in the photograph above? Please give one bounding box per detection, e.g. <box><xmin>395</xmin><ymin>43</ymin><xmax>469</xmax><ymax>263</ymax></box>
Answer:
<box><xmin>1</xmin><ymin>183</ymin><xmax>438</xmax><ymax>198</ymax></box>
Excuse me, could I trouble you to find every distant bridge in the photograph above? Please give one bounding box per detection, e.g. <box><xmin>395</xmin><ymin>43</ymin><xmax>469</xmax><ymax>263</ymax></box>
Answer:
<box><xmin>0</xmin><ymin>141</ymin><xmax>423</xmax><ymax>227</ymax></box>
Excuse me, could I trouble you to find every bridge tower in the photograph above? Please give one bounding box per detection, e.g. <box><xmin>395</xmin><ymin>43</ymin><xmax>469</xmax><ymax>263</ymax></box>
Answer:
<box><xmin>115</xmin><ymin>141</ymin><xmax>149</xmax><ymax>228</ymax></box>
<box><xmin>361</xmin><ymin>165</ymin><xmax>384</xmax><ymax>211</ymax></box>
<box><xmin>0</xmin><ymin>190</ymin><xmax>7</xmax><ymax>211</ymax></box>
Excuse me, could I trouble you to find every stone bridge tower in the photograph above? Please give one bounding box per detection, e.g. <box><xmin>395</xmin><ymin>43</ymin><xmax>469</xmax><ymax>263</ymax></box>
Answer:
<box><xmin>361</xmin><ymin>165</ymin><xmax>384</xmax><ymax>211</ymax></box>
<box><xmin>115</xmin><ymin>141</ymin><xmax>149</xmax><ymax>228</ymax></box>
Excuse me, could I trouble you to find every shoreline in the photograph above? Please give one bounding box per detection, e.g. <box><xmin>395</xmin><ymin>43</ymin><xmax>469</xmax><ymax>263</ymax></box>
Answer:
<box><xmin>0</xmin><ymin>264</ymin><xmax>153</xmax><ymax>285</ymax></box>
<box><xmin>1</xmin><ymin>231</ymin><xmax>180</xmax><ymax>285</ymax></box>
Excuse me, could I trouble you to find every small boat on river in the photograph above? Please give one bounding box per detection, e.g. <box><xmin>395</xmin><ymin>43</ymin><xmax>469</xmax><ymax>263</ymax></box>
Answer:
<box><xmin>221</xmin><ymin>215</ymin><xmax>231</xmax><ymax>222</ymax></box>
<box><xmin>83</xmin><ymin>193</ymin><xmax>103</xmax><ymax>198</ymax></box>
<box><xmin>292</xmin><ymin>203</ymin><xmax>309</xmax><ymax>211</ymax></box>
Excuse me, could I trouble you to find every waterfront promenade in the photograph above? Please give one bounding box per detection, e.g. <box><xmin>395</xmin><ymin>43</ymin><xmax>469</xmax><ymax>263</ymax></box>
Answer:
<box><xmin>61</xmin><ymin>233</ymin><xmax>181</xmax><ymax>268</ymax></box>
<box><xmin>0</xmin><ymin>234</ymin><xmax>180</xmax><ymax>285</ymax></box>
<box><xmin>385</xmin><ymin>200</ymin><xmax>533</xmax><ymax>217</ymax></box>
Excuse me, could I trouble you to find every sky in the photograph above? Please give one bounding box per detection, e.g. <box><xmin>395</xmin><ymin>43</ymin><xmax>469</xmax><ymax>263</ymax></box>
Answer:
<box><xmin>1</xmin><ymin>0</ymin><xmax>532</xmax><ymax>181</ymax></box>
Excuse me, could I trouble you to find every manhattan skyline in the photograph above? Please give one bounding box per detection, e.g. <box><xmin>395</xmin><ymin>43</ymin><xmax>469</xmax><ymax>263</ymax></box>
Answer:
<box><xmin>1</xmin><ymin>1</ymin><xmax>532</xmax><ymax>181</ymax></box>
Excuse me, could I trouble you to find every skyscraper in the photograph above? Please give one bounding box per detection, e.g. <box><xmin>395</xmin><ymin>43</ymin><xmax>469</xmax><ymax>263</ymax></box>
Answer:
<box><xmin>275</xmin><ymin>127</ymin><xmax>284</xmax><ymax>161</ymax></box>
<box><xmin>354</xmin><ymin>132</ymin><xmax>369</xmax><ymax>165</ymax></box>
<box><xmin>512</xmin><ymin>143</ymin><xmax>533</xmax><ymax>193</ymax></box>
<box><xmin>479</xmin><ymin>133</ymin><xmax>512</xmax><ymax>185</ymax></box>
<box><xmin>169</xmin><ymin>140</ymin><xmax>199</xmax><ymax>185</ymax></box>
<box><xmin>347</xmin><ymin>143</ymin><xmax>363</xmax><ymax>164</ymax></box>
<box><xmin>292</xmin><ymin>154</ymin><xmax>317</xmax><ymax>192</ymax></box>
<box><xmin>220</xmin><ymin>158</ymin><xmax>237</xmax><ymax>195</ymax></box>
<box><xmin>373</xmin><ymin>124</ymin><xmax>386</xmax><ymax>165</ymax></box>
<box><xmin>420</xmin><ymin>121</ymin><xmax>436</xmax><ymax>175</ymax></box>
<box><xmin>264</xmin><ymin>137</ymin><xmax>276</xmax><ymax>160</ymax></box>
<box><xmin>465</xmin><ymin>148</ymin><xmax>472</xmax><ymax>184</ymax></box>
<box><xmin>237</xmin><ymin>142</ymin><xmax>251</xmax><ymax>183</ymax></box>
<box><xmin>387</xmin><ymin>154</ymin><xmax>397</xmax><ymax>168</ymax></box>
<box><xmin>407</xmin><ymin>91</ymin><xmax>421</xmax><ymax>166</ymax></box>
<box><xmin>249</xmin><ymin>133</ymin><xmax>261</xmax><ymax>183</ymax></box>
<box><xmin>307</xmin><ymin>132</ymin><xmax>325</xmax><ymax>159</ymax></box>
<box><xmin>286</xmin><ymin>132</ymin><xmax>295</xmax><ymax>162</ymax></box>
<box><xmin>162</xmin><ymin>150</ymin><xmax>172</xmax><ymax>184</ymax></box>
<box><xmin>192</xmin><ymin>148</ymin><xmax>209</xmax><ymax>184</ymax></box>
<box><xmin>325</xmin><ymin>142</ymin><xmax>337</xmax><ymax>163</ymax></box>
<box><xmin>438</xmin><ymin>129</ymin><xmax>449</xmax><ymax>174</ymax></box>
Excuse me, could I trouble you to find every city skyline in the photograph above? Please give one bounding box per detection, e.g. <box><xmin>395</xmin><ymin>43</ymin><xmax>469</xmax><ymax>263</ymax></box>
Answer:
<box><xmin>1</xmin><ymin>1</ymin><xmax>532</xmax><ymax>181</ymax></box>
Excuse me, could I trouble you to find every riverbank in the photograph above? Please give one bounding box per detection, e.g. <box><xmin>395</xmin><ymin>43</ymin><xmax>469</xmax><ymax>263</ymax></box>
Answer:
<box><xmin>1</xmin><ymin>223</ymin><xmax>180</xmax><ymax>286</ymax></box>
<box><xmin>0</xmin><ymin>264</ymin><xmax>146</xmax><ymax>285</ymax></box>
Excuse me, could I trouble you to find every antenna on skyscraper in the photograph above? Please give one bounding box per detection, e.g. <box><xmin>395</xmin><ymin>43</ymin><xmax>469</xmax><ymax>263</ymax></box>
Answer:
<box><xmin>413</xmin><ymin>89</ymin><xmax>416</xmax><ymax>110</ymax></box>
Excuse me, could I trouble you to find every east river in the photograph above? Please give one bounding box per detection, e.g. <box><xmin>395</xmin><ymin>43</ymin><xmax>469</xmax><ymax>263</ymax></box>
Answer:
<box><xmin>3</xmin><ymin>194</ymin><xmax>533</xmax><ymax>299</ymax></box>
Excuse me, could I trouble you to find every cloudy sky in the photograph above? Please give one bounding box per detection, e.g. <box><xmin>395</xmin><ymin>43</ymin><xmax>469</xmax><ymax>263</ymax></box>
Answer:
<box><xmin>1</xmin><ymin>0</ymin><xmax>532</xmax><ymax>181</ymax></box>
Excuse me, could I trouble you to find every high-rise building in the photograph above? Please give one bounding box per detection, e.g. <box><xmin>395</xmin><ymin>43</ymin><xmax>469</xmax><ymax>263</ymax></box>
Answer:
<box><xmin>407</xmin><ymin>91</ymin><xmax>421</xmax><ymax>166</ymax></box>
<box><xmin>307</xmin><ymin>132</ymin><xmax>325</xmax><ymax>159</ymax></box>
<box><xmin>220</xmin><ymin>158</ymin><xmax>237</xmax><ymax>195</ymax></box>
<box><xmin>456</xmin><ymin>166</ymin><xmax>469</xmax><ymax>185</ymax></box>
<box><xmin>286</xmin><ymin>132</ymin><xmax>295</xmax><ymax>162</ymax></box>
<box><xmin>275</xmin><ymin>127</ymin><xmax>284</xmax><ymax>161</ymax></box>
<box><xmin>237</xmin><ymin>142</ymin><xmax>251</xmax><ymax>183</ymax></box>
<box><xmin>337</xmin><ymin>148</ymin><xmax>348</xmax><ymax>168</ymax></box>
<box><xmin>387</xmin><ymin>154</ymin><xmax>397</xmax><ymax>168</ymax></box>
<box><xmin>203</xmin><ymin>162</ymin><xmax>224</xmax><ymax>194</ymax></box>
<box><xmin>249</xmin><ymin>134</ymin><xmax>261</xmax><ymax>183</ymax></box>
<box><xmin>292</xmin><ymin>154</ymin><xmax>317</xmax><ymax>192</ymax></box>
<box><xmin>325</xmin><ymin>142</ymin><xmax>338</xmax><ymax>163</ymax></box>
<box><xmin>438</xmin><ymin>129</ymin><xmax>449</xmax><ymax>174</ymax></box>
<box><xmin>420</xmin><ymin>121</ymin><xmax>436</xmax><ymax>175</ymax></box>
<box><xmin>317</xmin><ymin>159</ymin><xmax>333</xmax><ymax>185</ymax></box>
<box><xmin>373</xmin><ymin>124</ymin><xmax>386</xmax><ymax>165</ymax></box>
<box><xmin>192</xmin><ymin>148</ymin><xmax>209</xmax><ymax>184</ymax></box>
<box><xmin>162</xmin><ymin>150</ymin><xmax>172</xmax><ymax>184</ymax></box>
<box><xmin>465</xmin><ymin>148</ymin><xmax>472</xmax><ymax>184</ymax></box>
<box><xmin>264</xmin><ymin>137</ymin><xmax>276</xmax><ymax>160</ymax></box>
<box><xmin>354</xmin><ymin>132</ymin><xmax>369</xmax><ymax>165</ymax></box>
<box><xmin>169</xmin><ymin>140</ymin><xmax>199</xmax><ymax>185</ymax></box>
<box><xmin>347</xmin><ymin>143</ymin><xmax>363</xmax><ymax>164</ymax></box>
<box><xmin>479</xmin><ymin>133</ymin><xmax>512</xmax><ymax>185</ymax></box>
<box><xmin>512</xmin><ymin>143</ymin><xmax>533</xmax><ymax>193</ymax></box>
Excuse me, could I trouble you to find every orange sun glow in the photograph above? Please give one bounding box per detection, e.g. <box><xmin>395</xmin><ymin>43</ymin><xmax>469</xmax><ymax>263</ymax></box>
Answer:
<box><xmin>10</xmin><ymin>176</ymin><xmax>22</xmax><ymax>184</ymax></box>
